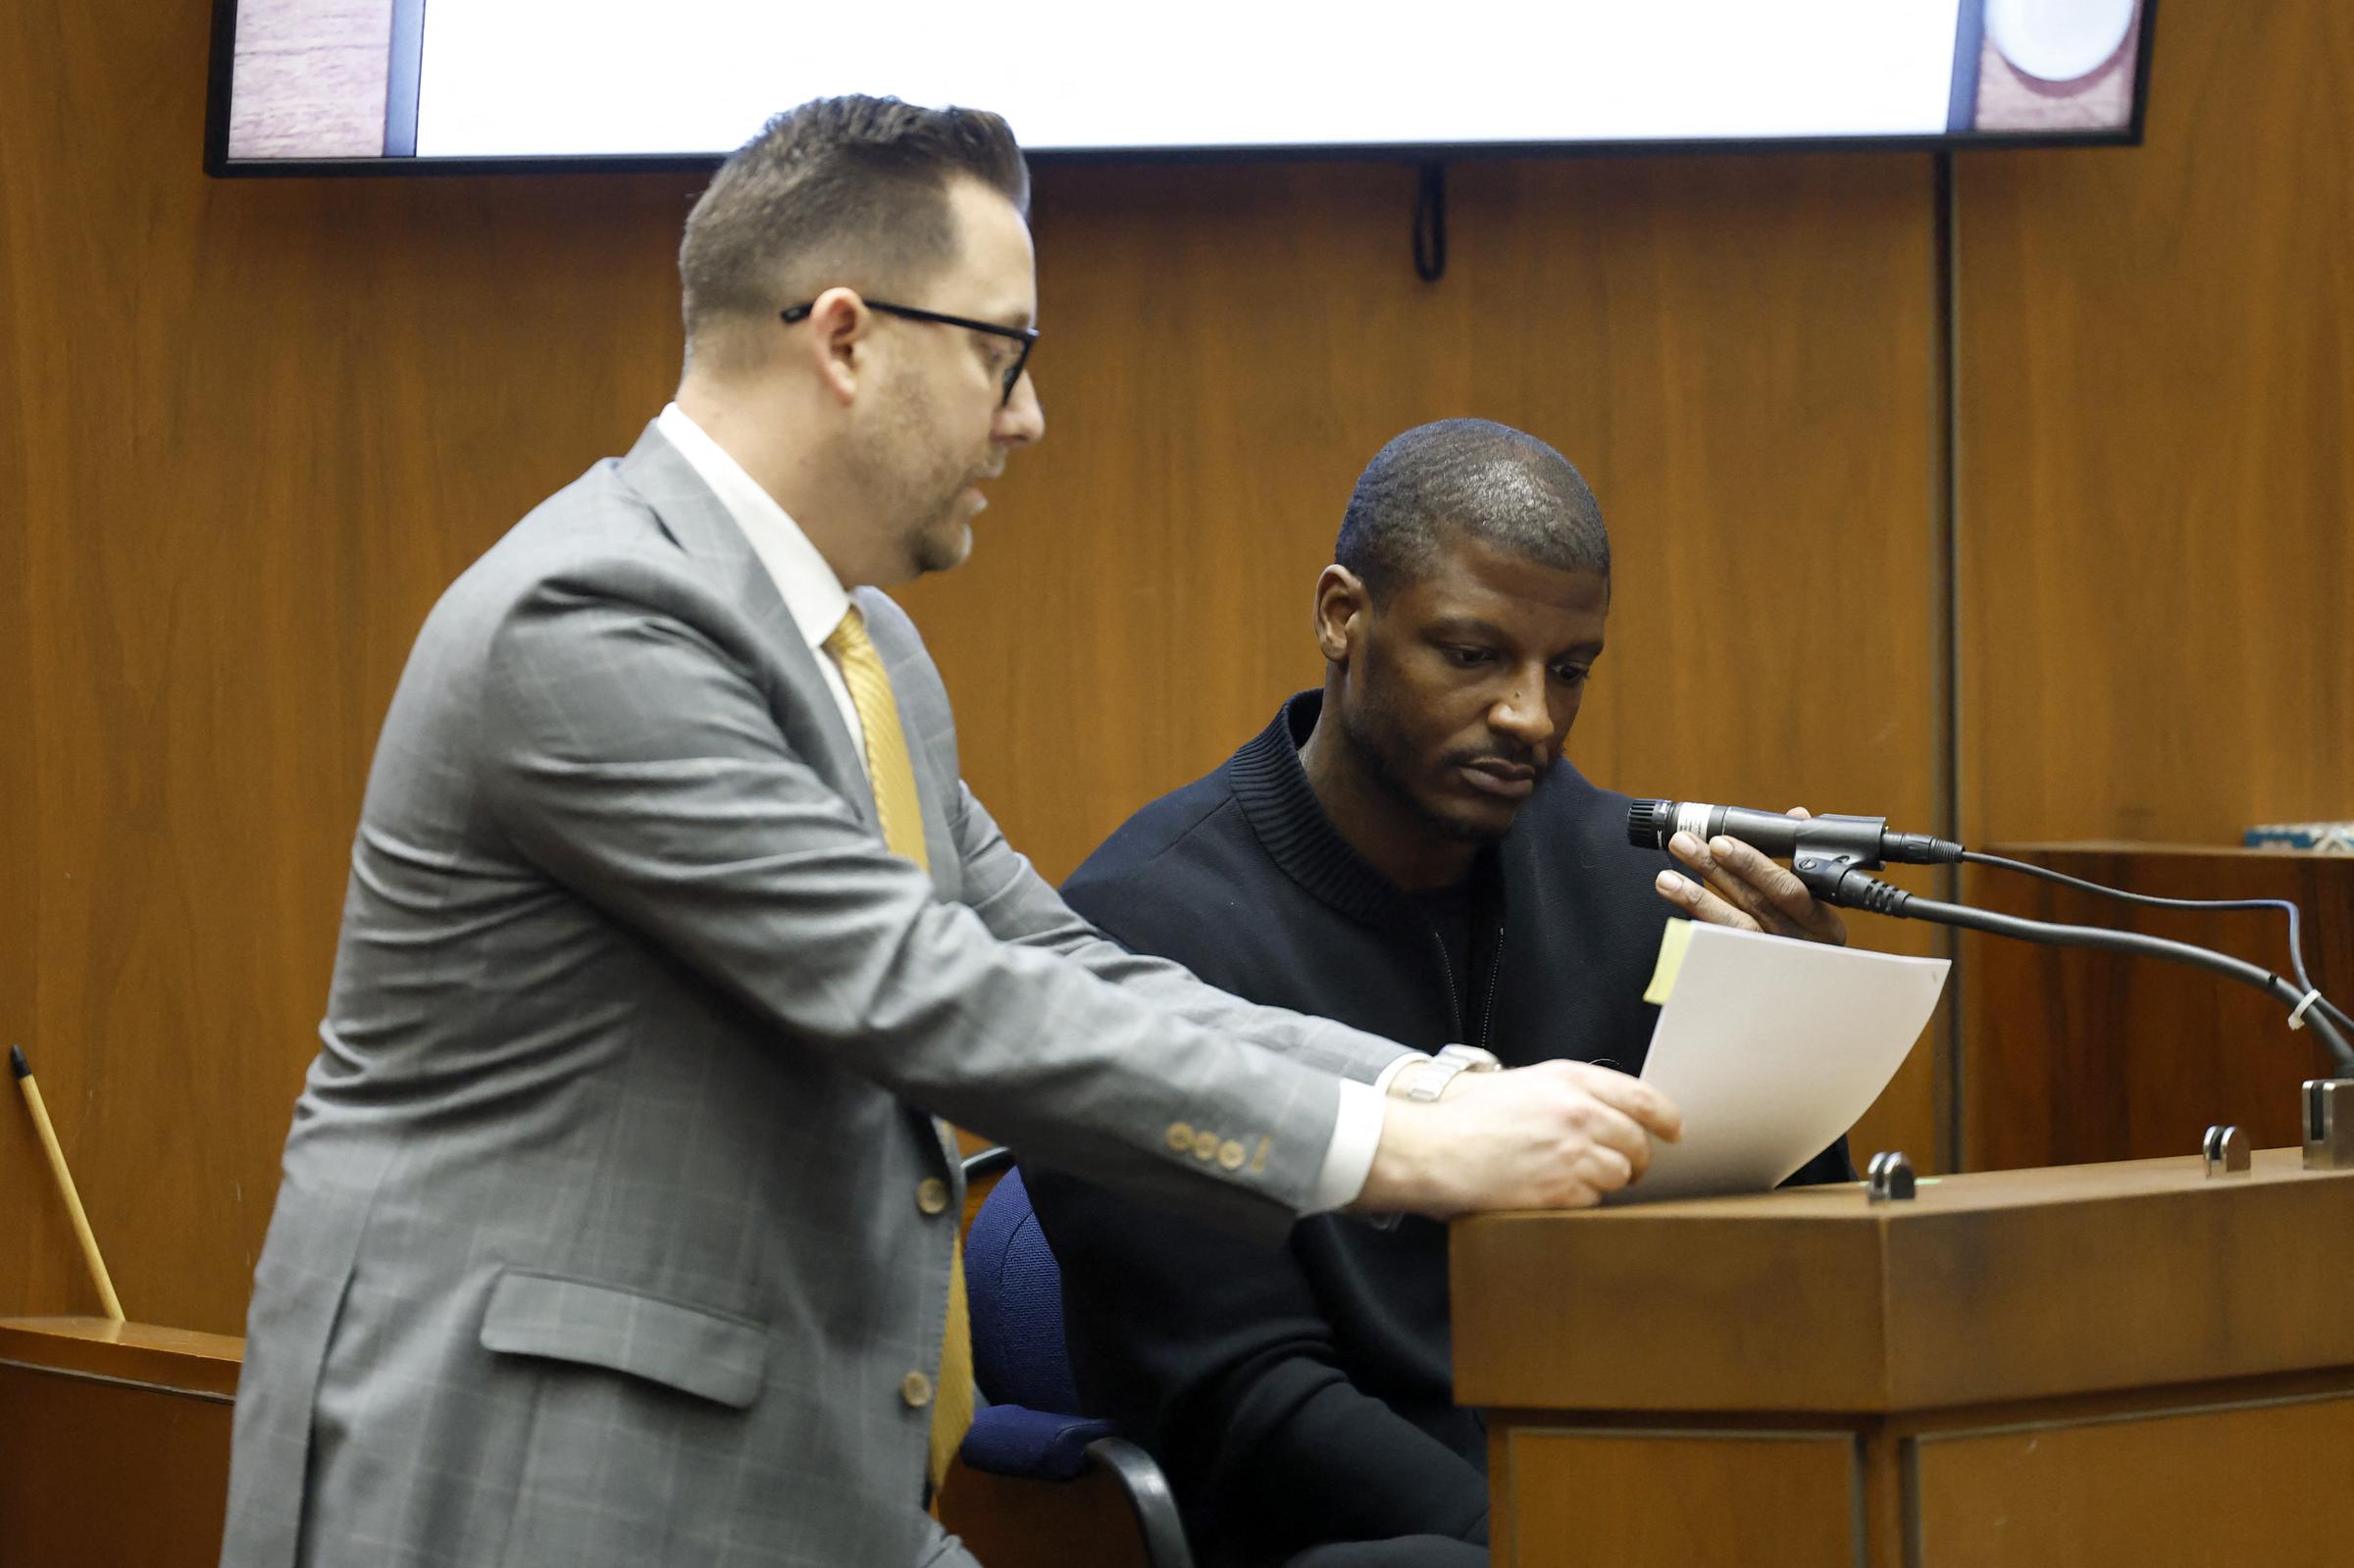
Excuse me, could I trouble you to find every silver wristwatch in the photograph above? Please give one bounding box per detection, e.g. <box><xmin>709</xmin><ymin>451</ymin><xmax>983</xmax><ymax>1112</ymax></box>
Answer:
<box><xmin>1404</xmin><ymin>1043</ymin><xmax>1503</xmax><ymax>1101</ymax></box>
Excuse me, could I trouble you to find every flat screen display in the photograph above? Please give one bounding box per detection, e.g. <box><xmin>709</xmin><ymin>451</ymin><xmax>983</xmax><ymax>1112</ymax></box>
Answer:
<box><xmin>208</xmin><ymin>0</ymin><xmax>2155</xmax><ymax>174</ymax></box>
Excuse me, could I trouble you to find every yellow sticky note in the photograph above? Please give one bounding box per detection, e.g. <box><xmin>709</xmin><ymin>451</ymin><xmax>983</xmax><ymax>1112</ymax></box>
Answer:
<box><xmin>1644</xmin><ymin>918</ymin><xmax>1696</xmax><ymax>1005</ymax></box>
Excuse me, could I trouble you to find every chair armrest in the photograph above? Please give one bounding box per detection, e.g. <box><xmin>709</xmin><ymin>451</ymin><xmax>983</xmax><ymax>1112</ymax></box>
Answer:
<box><xmin>1085</xmin><ymin>1436</ymin><xmax>1197</xmax><ymax>1568</ymax></box>
<box><xmin>958</xmin><ymin>1403</ymin><xmax>1117</xmax><ymax>1482</ymax></box>
<box><xmin>961</xmin><ymin>1144</ymin><xmax>1015</xmax><ymax>1182</ymax></box>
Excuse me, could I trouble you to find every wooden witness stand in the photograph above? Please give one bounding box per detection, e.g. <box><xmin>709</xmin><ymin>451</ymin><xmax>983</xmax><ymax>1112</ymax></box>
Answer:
<box><xmin>1454</xmin><ymin>1149</ymin><xmax>2354</xmax><ymax>1567</ymax></box>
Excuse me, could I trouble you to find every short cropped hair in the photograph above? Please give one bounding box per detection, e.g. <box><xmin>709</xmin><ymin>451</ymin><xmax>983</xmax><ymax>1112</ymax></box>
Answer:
<box><xmin>679</xmin><ymin>95</ymin><xmax>1029</xmax><ymax>360</ymax></box>
<box><xmin>1335</xmin><ymin>420</ymin><xmax>1610</xmax><ymax>601</ymax></box>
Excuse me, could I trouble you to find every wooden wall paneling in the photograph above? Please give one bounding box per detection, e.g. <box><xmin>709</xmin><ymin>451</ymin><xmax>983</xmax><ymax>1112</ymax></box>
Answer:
<box><xmin>0</xmin><ymin>0</ymin><xmax>56</xmax><ymax>1332</ymax></box>
<box><xmin>3</xmin><ymin>0</ymin><xmax>695</xmax><ymax>1331</ymax></box>
<box><xmin>9</xmin><ymin>0</ymin><xmax>1945</xmax><ymax>1332</ymax></box>
<box><xmin>900</xmin><ymin>152</ymin><xmax>1948</xmax><ymax>1165</ymax></box>
<box><xmin>2</xmin><ymin>0</ymin><xmax>76</xmax><ymax>1322</ymax></box>
<box><xmin>1955</xmin><ymin>0</ymin><xmax>2354</xmax><ymax>848</ymax></box>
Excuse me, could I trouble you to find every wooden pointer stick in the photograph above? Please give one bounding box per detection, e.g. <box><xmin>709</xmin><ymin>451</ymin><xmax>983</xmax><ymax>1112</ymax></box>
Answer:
<box><xmin>11</xmin><ymin>1045</ymin><xmax>126</xmax><ymax>1322</ymax></box>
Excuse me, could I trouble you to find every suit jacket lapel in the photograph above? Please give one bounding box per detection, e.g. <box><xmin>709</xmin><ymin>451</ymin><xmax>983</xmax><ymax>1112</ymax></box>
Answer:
<box><xmin>615</xmin><ymin>424</ymin><xmax>879</xmax><ymax>833</ymax></box>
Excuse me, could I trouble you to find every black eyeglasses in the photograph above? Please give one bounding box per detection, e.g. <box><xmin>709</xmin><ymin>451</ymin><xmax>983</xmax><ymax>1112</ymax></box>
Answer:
<box><xmin>781</xmin><ymin>298</ymin><xmax>1039</xmax><ymax>407</ymax></box>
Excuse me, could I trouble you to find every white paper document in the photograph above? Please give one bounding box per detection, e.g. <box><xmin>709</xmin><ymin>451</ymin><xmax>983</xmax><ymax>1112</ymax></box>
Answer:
<box><xmin>1618</xmin><ymin>923</ymin><xmax>1949</xmax><ymax>1204</ymax></box>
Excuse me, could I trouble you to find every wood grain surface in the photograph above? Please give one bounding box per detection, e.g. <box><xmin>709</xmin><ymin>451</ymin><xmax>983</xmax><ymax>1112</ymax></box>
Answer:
<box><xmin>1910</xmin><ymin>1390</ymin><xmax>2354</xmax><ymax>1567</ymax></box>
<box><xmin>1954</xmin><ymin>0</ymin><xmax>2354</xmax><ymax>847</ymax></box>
<box><xmin>0</xmin><ymin>1315</ymin><xmax>243</xmax><ymax>1397</ymax></box>
<box><xmin>1451</xmin><ymin>1149</ymin><xmax>2354</xmax><ymax>1413</ymax></box>
<box><xmin>1959</xmin><ymin>844</ymin><xmax>2351</xmax><ymax>1170</ymax></box>
<box><xmin>1497</xmin><ymin>1427</ymin><xmax>1858</xmax><ymax>1568</ymax></box>
<box><xmin>1477</xmin><ymin>1370</ymin><xmax>2354</xmax><ymax>1568</ymax></box>
<box><xmin>0</xmin><ymin>1319</ymin><xmax>237</xmax><ymax>1568</ymax></box>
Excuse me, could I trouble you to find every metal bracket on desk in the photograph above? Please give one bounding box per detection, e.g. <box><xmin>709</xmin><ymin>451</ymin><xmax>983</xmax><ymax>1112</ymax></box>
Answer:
<box><xmin>1866</xmin><ymin>1150</ymin><xmax>1916</xmax><ymax>1203</ymax></box>
<box><xmin>2202</xmin><ymin>1124</ymin><xmax>2251</xmax><ymax>1177</ymax></box>
<box><xmin>2302</xmin><ymin>1080</ymin><xmax>2354</xmax><ymax>1170</ymax></box>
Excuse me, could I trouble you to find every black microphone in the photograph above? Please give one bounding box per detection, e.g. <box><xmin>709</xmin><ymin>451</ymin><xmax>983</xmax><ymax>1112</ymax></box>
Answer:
<box><xmin>1626</xmin><ymin>799</ymin><xmax>1963</xmax><ymax>869</ymax></box>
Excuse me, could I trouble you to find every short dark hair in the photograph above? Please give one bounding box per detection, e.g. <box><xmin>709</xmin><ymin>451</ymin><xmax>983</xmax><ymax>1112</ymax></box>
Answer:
<box><xmin>1335</xmin><ymin>420</ymin><xmax>1610</xmax><ymax>601</ymax></box>
<box><xmin>679</xmin><ymin>95</ymin><xmax>1030</xmax><ymax>358</ymax></box>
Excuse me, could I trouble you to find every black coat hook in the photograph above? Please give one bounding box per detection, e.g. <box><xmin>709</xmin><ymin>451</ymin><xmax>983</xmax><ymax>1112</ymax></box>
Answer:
<box><xmin>1412</xmin><ymin>163</ymin><xmax>1447</xmax><ymax>283</ymax></box>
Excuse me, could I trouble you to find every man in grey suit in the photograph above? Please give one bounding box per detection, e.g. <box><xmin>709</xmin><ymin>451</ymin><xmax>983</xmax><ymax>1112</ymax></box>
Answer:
<box><xmin>221</xmin><ymin>97</ymin><xmax>1681</xmax><ymax>1568</ymax></box>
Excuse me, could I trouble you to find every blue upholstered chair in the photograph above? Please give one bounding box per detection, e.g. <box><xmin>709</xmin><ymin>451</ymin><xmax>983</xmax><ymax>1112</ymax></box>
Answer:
<box><xmin>957</xmin><ymin>1148</ymin><xmax>1195</xmax><ymax>1568</ymax></box>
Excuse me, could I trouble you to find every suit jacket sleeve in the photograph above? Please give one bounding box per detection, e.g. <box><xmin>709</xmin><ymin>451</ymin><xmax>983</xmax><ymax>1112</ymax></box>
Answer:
<box><xmin>857</xmin><ymin>589</ymin><xmax>1409</xmax><ymax>1091</ymax></box>
<box><xmin>473</xmin><ymin>557</ymin><xmax>1386</xmax><ymax>1238</ymax></box>
<box><xmin>1030</xmin><ymin>1168</ymin><xmax>1489</xmax><ymax>1556</ymax></box>
<box><xmin>943</xmin><ymin>779</ymin><xmax>1414</xmax><ymax>1087</ymax></box>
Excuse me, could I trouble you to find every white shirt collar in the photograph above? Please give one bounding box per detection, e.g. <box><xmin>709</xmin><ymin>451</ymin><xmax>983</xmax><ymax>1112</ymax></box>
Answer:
<box><xmin>655</xmin><ymin>402</ymin><xmax>848</xmax><ymax>653</ymax></box>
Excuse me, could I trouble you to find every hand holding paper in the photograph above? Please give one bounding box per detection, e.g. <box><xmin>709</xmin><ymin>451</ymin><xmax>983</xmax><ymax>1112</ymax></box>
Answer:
<box><xmin>1617</xmin><ymin>921</ymin><xmax>1948</xmax><ymax>1203</ymax></box>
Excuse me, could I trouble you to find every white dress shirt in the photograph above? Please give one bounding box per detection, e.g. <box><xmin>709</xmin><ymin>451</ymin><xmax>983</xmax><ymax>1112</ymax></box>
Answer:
<box><xmin>656</xmin><ymin>403</ymin><xmax>869</xmax><ymax>774</ymax></box>
<box><xmin>652</xmin><ymin>404</ymin><xmax>1402</xmax><ymax>1212</ymax></box>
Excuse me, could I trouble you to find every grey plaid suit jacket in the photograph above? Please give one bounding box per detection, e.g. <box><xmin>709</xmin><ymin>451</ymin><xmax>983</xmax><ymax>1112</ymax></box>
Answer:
<box><xmin>219</xmin><ymin>424</ymin><xmax>1409</xmax><ymax>1568</ymax></box>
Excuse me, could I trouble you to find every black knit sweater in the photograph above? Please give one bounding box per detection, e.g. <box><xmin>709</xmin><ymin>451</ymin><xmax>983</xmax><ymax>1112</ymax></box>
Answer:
<box><xmin>1026</xmin><ymin>691</ymin><xmax>1850</xmax><ymax>1568</ymax></box>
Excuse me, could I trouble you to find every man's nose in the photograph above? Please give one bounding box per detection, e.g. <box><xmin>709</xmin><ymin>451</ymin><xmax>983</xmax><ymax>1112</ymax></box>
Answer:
<box><xmin>996</xmin><ymin>371</ymin><xmax>1045</xmax><ymax>445</ymax></box>
<box><xmin>1489</xmin><ymin>670</ymin><xmax>1554</xmax><ymax>747</ymax></box>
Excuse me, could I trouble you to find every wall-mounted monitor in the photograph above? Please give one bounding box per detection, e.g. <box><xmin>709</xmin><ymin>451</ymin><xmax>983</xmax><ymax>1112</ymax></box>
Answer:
<box><xmin>207</xmin><ymin>0</ymin><xmax>2157</xmax><ymax>176</ymax></box>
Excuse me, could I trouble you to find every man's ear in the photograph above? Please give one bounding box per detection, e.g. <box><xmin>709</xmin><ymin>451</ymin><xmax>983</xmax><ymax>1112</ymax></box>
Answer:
<box><xmin>803</xmin><ymin>286</ymin><xmax>870</xmax><ymax>406</ymax></box>
<box><xmin>1312</xmin><ymin>565</ymin><xmax>1370</xmax><ymax>664</ymax></box>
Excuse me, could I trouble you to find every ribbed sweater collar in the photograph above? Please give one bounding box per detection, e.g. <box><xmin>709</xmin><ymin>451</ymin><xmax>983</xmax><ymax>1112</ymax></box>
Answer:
<box><xmin>1228</xmin><ymin>690</ymin><xmax>1442</xmax><ymax>926</ymax></box>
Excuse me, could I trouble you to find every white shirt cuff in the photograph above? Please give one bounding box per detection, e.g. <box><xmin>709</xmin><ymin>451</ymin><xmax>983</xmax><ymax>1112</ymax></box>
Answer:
<box><xmin>1372</xmin><ymin>1052</ymin><xmax>1432</xmax><ymax>1097</ymax></box>
<box><xmin>1305</xmin><ymin>1054</ymin><xmax>1431</xmax><ymax>1213</ymax></box>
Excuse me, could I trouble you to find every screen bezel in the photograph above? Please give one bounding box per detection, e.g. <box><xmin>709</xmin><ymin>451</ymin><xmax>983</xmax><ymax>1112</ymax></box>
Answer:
<box><xmin>202</xmin><ymin>0</ymin><xmax>2160</xmax><ymax>178</ymax></box>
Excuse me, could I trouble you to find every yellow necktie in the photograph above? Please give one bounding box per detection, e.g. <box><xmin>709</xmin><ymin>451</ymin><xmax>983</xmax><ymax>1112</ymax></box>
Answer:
<box><xmin>823</xmin><ymin>605</ymin><xmax>973</xmax><ymax>1494</ymax></box>
<box><xmin>823</xmin><ymin>605</ymin><xmax>931</xmax><ymax>876</ymax></box>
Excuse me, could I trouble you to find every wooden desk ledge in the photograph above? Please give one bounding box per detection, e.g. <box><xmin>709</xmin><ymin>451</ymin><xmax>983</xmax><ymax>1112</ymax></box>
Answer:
<box><xmin>1449</xmin><ymin>1149</ymin><xmax>2354</xmax><ymax>1415</ymax></box>
<box><xmin>0</xmin><ymin>1316</ymin><xmax>244</xmax><ymax>1400</ymax></box>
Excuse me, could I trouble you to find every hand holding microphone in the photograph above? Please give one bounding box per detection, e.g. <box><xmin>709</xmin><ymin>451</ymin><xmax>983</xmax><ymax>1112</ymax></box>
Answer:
<box><xmin>1627</xmin><ymin>800</ymin><xmax>1964</xmax><ymax>868</ymax></box>
<box><xmin>1649</xmin><ymin>806</ymin><xmax>1851</xmax><ymax>944</ymax></box>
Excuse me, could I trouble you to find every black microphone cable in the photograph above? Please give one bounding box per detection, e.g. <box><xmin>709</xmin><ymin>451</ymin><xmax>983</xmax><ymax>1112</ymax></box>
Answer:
<box><xmin>1957</xmin><ymin>849</ymin><xmax>2353</xmax><ymax>1040</ymax></box>
<box><xmin>1629</xmin><ymin>796</ymin><xmax>2354</xmax><ymax>1046</ymax></box>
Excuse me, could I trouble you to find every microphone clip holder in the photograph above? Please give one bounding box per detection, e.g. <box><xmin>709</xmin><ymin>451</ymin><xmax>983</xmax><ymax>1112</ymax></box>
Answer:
<box><xmin>1794</xmin><ymin>850</ymin><xmax>1911</xmax><ymax>917</ymax></box>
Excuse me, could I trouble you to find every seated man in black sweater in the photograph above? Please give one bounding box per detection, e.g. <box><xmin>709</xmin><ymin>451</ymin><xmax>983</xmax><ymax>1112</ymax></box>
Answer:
<box><xmin>1024</xmin><ymin>419</ymin><xmax>1852</xmax><ymax>1568</ymax></box>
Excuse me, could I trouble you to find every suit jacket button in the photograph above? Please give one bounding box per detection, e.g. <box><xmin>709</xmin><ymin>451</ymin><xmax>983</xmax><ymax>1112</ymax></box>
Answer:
<box><xmin>1165</xmin><ymin>1121</ymin><xmax>1195</xmax><ymax>1152</ymax></box>
<box><xmin>1192</xmin><ymin>1129</ymin><xmax>1219</xmax><ymax>1161</ymax></box>
<box><xmin>901</xmin><ymin>1370</ymin><xmax>935</xmax><ymax>1408</ymax></box>
<box><xmin>916</xmin><ymin>1178</ymin><xmax>950</xmax><ymax>1215</ymax></box>
<box><xmin>1217</xmin><ymin>1139</ymin><xmax>1247</xmax><ymax>1170</ymax></box>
